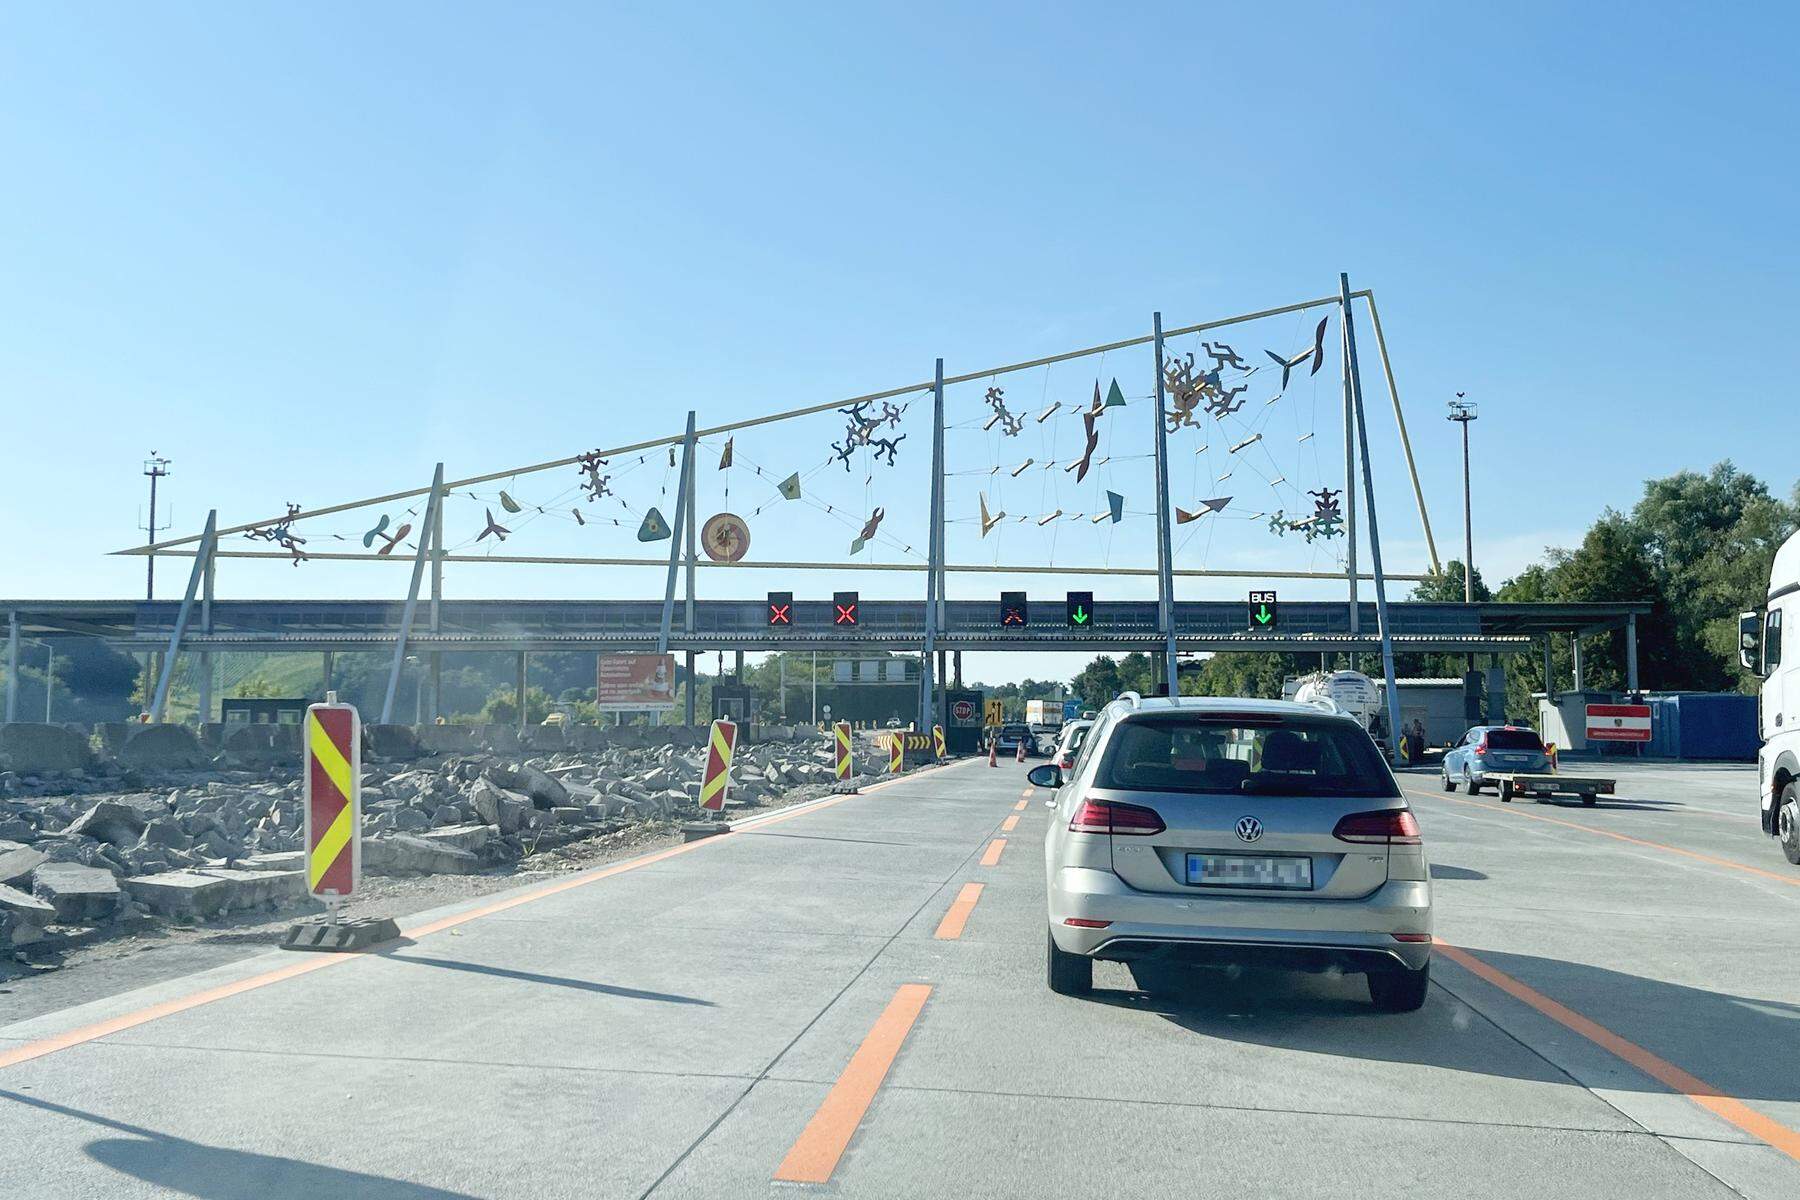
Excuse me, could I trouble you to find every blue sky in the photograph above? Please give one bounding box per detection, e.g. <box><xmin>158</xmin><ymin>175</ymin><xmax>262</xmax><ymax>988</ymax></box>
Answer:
<box><xmin>2</xmin><ymin>3</ymin><xmax>1794</xmax><ymax>684</ymax></box>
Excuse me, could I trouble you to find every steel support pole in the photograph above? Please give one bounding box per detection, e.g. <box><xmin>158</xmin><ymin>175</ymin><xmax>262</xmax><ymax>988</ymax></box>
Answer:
<box><xmin>430</xmin><ymin>482</ymin><xmax>444</xmax><ymax>721</ymax></box>
<box><xmin>1572</xmin><ymin>634</ymin><xmax>1585</xmax><ymax>692</ymax></box>
<box><xmin>6</xmin><ymin>613</ymin><xmax>19</xmax><ymax>723</ymax></box>
<box><xmin>684</xmin><ymin>425</ymin><xmax>697</xmax><ymax>636</ymax></box>
<box><xmin>1363</xmin><ymin>293</ymin><xmax>1441</xmax><ymax>573</ymax></box>
<box><xmin>380</xmin><ymin>464</ymin><xmax>444</xmax><ymax>724</ymax></box>
<box><xmin>1544</xmin><ymin>637</ymin><xmax>1555</xmax><ymax>703</ymax></box>
<box><xmin>1460</xmin><ymin>417</ymin><xmax>1474</xmax><ymax>602</ymax></box>
<box><xmin>151</xmin><ymin>509</ymin><xmax>217</xmax><ymax>724</ymax></box>
<box><xmin>1341</xmin><ymin>300</ymin><xmax>1360</xmax><ymax>633</ymax></box>
<box><xmin>1150</xmin><ymin>313</ymin><xmax>1179</xmax><ymax>695</ymax></box>
<box><xmin>516</xmin><ymin>651</ymin><xmax>528</xmax><ymax>733</ymax></box>
<box><xmin>44</xmin><ymin>645</ymin><xmax>54</xmax><ymax>722</ymax></box>
<box><xmin>810</xmin><ymin>650</ymin><xmax>818</xmax><ymax>725</ymax></box>
<box><xmin>685</xmin><ymin>650</ymin><xmax>697</xmax><ymax>726</ymax></box>
<box><xmin>921</xmin><ymin>358</ymin><xmax>944</xmax><ymax>732</ymax></box>
<box><xmin>197</xmin><ymin>544</ymin><xmax>214</xmax><ymax>726</ymax></box>
<box><xmin>323</xmin><ymin>650</ymin><xmax>334</xmax><ymax>693</ymax></box>
<box><xmin>1626</xmin><ymin>614</ymin><xmax>1639</xmax><ymax>694</ymax></box>
<box><xmin>1341</xmin><ymin>275</ymin><xmax>1404</xmax><ymax>764</ymax></box>
<box><xmin>658</xmin><ymin>413</ymin><xmax>697</xmax><ymax>655</ymax></box>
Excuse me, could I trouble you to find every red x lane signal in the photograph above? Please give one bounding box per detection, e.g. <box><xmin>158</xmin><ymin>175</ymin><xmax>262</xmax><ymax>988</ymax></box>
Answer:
<box><xmin>767</xmin><ymin>591</ymin><xmax>793</xmax><ymax>627</ymax></box>
<box><xmin>833</xmin><ymin>590</ymin><xmax>859</xmax><ymax>626</ymax></box>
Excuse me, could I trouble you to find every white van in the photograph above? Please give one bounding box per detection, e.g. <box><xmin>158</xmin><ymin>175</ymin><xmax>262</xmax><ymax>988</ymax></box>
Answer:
<box><xmin>1741</xmin><ymin>528</ymin><xmax>1799</xmax><ymax>864</ymax></box>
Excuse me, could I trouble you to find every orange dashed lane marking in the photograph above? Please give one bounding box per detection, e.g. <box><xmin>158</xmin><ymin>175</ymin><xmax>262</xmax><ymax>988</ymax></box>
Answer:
<box><xmin>1012</xmin><ymin>799</ymin><xmax>1027</xmax><ymax>812</ymax></box>
<box><xmin>932</xmin><ymin>883</ymin><xmax>984</xmax><ymax>940</ymax></box>
<box><xmin>1402</xmin><ymin>786</ymin><xmax>1800</xmax><ymax>889</ymax></box>
<box><xmin>1437</xmin><ymin>939</ymin><xmax>1800</xmax><ymax>1162</ymax></box>
<box><xmin>980</xmin><ymin>838</ymin><xmax>1007</xmax><ymax>866</ymax></box>
<box><xmin>0</xmin><ymin>764</ymin><xmax>964</xmax><ymax>1071</ymax></box>
<box><xmin>774</xmin><ymin>983</ymin><xmax>932</xmax><ymax>1183</ymax></box>
<box><xmin>1000</xmin><ymin>814</ymin><xmax>1020</xmax><ymax>833</ymax></box>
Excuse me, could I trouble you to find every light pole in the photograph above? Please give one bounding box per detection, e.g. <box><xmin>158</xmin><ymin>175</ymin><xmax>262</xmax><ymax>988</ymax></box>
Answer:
<box><xmin>141</xmin><ymin>453</ymin><xmax>172</xmax><ymax>600</ymax></box>
<box><xmin>1447</xmin><ymin>399</ymin><xmax>1478</xmax><ymax>603</ymax></box>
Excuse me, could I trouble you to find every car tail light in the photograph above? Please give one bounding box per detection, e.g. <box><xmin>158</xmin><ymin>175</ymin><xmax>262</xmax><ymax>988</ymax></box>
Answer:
<box><xmin>1333</xmin><ymin>809</ymin><xmax>1422</xmax><ymax>845</ymax></box>
<box><xmin>1057</xmin><ymin>755</ymin><xmax>1073</xmax><ymax>769</ymax></box>
<box><xmin>1069</xmin><ymin>798</ymin><xmax>1166</xmax><ymax>836</ymax></box>
<box><xmin>1063</xmin><ymin>917</ymin><xmax>1112</xmax><ymax>928</ymax></box>
<box><xmin>1474</xmin><ymin>739</ymin><xmax>1488</xmax><ymax>756</ymax></box>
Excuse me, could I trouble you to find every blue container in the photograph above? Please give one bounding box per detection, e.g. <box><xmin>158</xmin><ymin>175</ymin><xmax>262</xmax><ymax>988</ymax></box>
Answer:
<box><xmin>1643</xmin><ymin>693</ymin><xmax>1758</xmax><ymax>761</ymax></box>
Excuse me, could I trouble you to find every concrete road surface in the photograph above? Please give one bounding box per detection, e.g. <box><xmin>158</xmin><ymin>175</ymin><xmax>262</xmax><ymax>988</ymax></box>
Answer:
<box><xmin>4</xmin><ymin>756</ymin><xmax>1797</xmax><ymax>1198</ymax></box>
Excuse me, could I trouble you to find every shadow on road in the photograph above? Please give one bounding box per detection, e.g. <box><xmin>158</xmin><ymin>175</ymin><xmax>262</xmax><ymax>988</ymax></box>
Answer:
<box><xmin>1092</xmin><ymin>951</ymin><xmax>1800</xmax><ymax>1105</ymax></box>
<box><xmin>0</xmin><ymin>1090</ymin><xmax>481</xmax><ymax>1199</ymax></box>
<box><xmin>1429</xmin><ymin>864</ymin><xmax>1489</xmax><ymax>880</ymax></box>
<box><xmin>378</xmin><ymin>951</ymin><xmax>716</xmax><ymax>1005</ymax></box>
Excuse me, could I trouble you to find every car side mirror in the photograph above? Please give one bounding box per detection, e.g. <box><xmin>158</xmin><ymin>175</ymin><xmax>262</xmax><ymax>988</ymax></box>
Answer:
<box><xmin>1026</xmin><ymin>764</ymin><xmax>1062</xmax><ymax>789</ymax></box>
<box><xmin>1740</xmin><ymin>611</ymin><xmax>1766</xmax><ymax>675</ymax></box>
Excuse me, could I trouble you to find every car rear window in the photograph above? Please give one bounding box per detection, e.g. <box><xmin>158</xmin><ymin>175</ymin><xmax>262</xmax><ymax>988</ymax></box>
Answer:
<box><xmin>1096</xmin><ymin>715</ymin><xmax>1398</xmax><ymax>798</ymax></box>
<box><xmin>1001</xmin><ymin>725</ymin><xmax>1030</xmax><ymax>738</ymax></box>
<box><xmin>1486</xmin><ymin>729</ymin><xmax>1544</xmax><ymax>751</ymax></box>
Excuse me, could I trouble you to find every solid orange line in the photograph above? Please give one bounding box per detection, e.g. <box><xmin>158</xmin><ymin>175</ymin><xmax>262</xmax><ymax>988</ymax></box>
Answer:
<box><xmin>1000</xmin><ymin>814</ymin><xmax>1020</xmax><ymax>833</ymax></box>
<box><xmin>1012</xmin><ymin>799</ymin><xmax>1027</xmax><ymax>812</ymax></box>
<box><xmin>1436</xmin><ymin>940</ymin><xmax>1800</xmax><ymax>1162</ymax></box>
<box><xmin>0</xmin><ymin>762</ymin><xmax>957</xmax><ymax>1071</ymax></box>
<box><xmin>980</xmin><ymin>838</ymin><xmax>1006</xmax><ymax>866</ymax></box>
<box><xmin>1403</xmin><ymin>786</ymin><xmax>1799</xmax><ymax>889</ymax></box>
<box><xmin>774</xmin><ymin>983</ymin><xmax>932</xmax><ymax>1183</ymax></box>
<box><xmin>933</xmin><ymin>883</ymin><xmax>984</xmax><ymax>940</ymax></box>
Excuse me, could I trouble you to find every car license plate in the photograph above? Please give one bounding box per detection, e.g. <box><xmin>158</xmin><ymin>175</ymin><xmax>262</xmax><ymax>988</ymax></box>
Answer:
<box><xmin>1186</xmin><ymin>853</ymin><xmax>1312</xmax><ymax>889</ymax></box>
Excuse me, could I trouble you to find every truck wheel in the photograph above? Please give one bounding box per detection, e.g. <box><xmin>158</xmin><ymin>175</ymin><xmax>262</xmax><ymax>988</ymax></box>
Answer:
<box><xmin>1779</xmin><ymin>784</ymin><xmax>1800</xmax><ymax>866</ymax></box>
<box><xmin>1047</xmin><ymin>928</ymin><xmax>1092</xmax><ymax>996</ymax></box>
<box><xmin>1499</xmin><ymin>780</ymin><xmax>1515</xmax><ymax>803</ymax></box>
<box><xmin>1581</xmin><ymin>793</ymin><xmax>1598</xmax><ymax>807</ymax></box>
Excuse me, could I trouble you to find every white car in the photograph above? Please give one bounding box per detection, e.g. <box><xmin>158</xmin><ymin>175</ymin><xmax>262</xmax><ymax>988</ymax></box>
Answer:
<box><xmin>1030</xmin><ymin>693</ymin><xmax>1432</xmax><ymax>1011</ymax></box>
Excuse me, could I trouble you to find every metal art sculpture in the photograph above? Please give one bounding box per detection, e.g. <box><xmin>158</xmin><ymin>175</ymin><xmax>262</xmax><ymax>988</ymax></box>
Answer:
<box><xmin>571</xmin><ymin>508</ymin><xmax>585</xmax><ymax>526</ymax></box>
<box><xmin>849</xmin><ymin>506</ymin><xmax>886</xmax><ymax>555</ymax></box>
<box><xmin>362</xmin><ymin>514</ymin><xmax>394</xmax><ymax>548</ymax></box>
<box><xmin>701</xmin><ymin>512</ymin><xmax>750</xmax><ymax>562</ymax></box>
<box><xmin>1266</xmin><ymin>488</ymin><xmax>1345</xmax><ymax>542</ymax></box>
<box><xmin>776</xmin><ymin>472</ymin><xmax>802</xmax><ymax>500</ymax></box>
<box><xmin>833</xmin><ymin>399</ymin><xmax>906</xmax><ymax>469</ymax></box>
<box><xmin>1175</xmin><ymin>496</ymin><xmax>1231</xmax><ymax>524</ymax></box>
<box><xmin>982</xmin><ymin>387</ymin><xmax>1024</xmax><ymax>437</ymax></box>
<box><xmin>374</xmin><ymin>522</ymin><xmax>411</xmax><ymax>556</ymax></box>
<box><xmin>476</xmin><ymin>509</ymin><xmax>510</xmax><ymax>543</ymax></box>
<box><xmin>979</xmin><ymin>493</ymin><xmax>1005</xmax><ymax>536</ymax></box>
<box><xmin>576</xmin><ymin>450</ymin><xmax>612</xmax><ymax>502</ymax></box>
<box><xmin>1203</xmin><ymin>342</ymin><xmax>1249</xmax><ymax>372</ymax></box>
<box><xmin>1106</xmin><ymin>490</ymin><xmax>1125</xmax><ymax>523</ymax></box>
<box><xmin>637</xmin><ymin>507</ymin><xmax>672</xmax><ymax>542</ymax></box>
<box><xmin>498</xmin><ymin>491</ymin><xmax>523</xmax><ymax>514</ymax></box>
<box><xmin>717</xmin><ymin>437</ymin><xmax>734</xmax><ymax>470</ymax></box>
<box><xmin>1205</xmin><ymin>383</ymin><xmax>1247</xmax><ymax>420</ymax></box>
<box><xmin>1069</xmin><ymin>402</ymin><xmax>1103</xmax><ymax>481</ymax></box>
<box><xmin>1161</xmin><ymin>353</ymin><xmax>1212</xmax><ymax>431</ymax></box>
<box><xmin>244</xmin><ymin>504</ymin><xmax>308</xmax><ymax>565</ymax></box>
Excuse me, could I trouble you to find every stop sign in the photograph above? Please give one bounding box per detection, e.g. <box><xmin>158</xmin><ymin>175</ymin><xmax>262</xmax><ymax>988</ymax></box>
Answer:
<box><xmin>952</xmin><ymin>699</ymin><xmax>975</xmax><ymax>722</ymax></box>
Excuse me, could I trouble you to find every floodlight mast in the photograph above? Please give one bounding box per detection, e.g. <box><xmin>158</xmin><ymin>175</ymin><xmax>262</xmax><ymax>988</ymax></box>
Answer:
<box><xmin>1447</xmin><ymin>399</ymin><xmax>1479</xmax><ymax>603</ymax></box>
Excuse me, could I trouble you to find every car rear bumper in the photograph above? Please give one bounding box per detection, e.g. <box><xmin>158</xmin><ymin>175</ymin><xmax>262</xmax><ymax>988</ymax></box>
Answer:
<box><xmin>1047</xmin><ymin>867</ymin><xmax>1432</xmax><ymax>972</ymax></box>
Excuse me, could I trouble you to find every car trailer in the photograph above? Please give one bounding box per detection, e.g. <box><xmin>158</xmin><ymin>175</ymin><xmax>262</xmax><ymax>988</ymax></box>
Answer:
<box><xmin>1482</xmin><ymin>772</ymin><xmax>1616</xmax><ymax>806</ymax></box>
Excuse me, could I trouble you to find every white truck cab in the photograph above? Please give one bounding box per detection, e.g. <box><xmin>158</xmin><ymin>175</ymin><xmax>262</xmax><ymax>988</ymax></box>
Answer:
<box><xmin>1741</xmin><ymin>528</ymin><xmax>1800</xmax><ymax>864</ymax></box>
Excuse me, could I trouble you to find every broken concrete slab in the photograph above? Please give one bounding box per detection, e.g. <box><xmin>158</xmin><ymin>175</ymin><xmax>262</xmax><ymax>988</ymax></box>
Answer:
<box><xmin>31</xmin><ymin>861</ymin><xmax>123</xmax><ymax>922</ymax></box>
<box><xmin>238</xmin><ymin>850</ymin><xmax>306</xmax><ymax>872</ymax></box>
<box><xmin>0</xmin><ymin>882</ymin><xmax>56</xmax><ymax>945</ymax></box>
<box><xmin>118</xmin><ymin>724</ymin><xmax>209</xmax><ymax>771</ymax></box>
<box><xmin>417</xmin><ymin>824</ymin><xmax>493</xmax><ymax>854</ymax></box>
<box><xmin>124</xmin><ymin>867</ymin><xmax>307</xmax><ymax>920</ymax></box>
<box><xmin>363</xmin><ymin>833</ymin><xmax>482</xmax><ymax>877</ymax></box>
<box><xmin>63</xmin><ymin>800</ymin><xmax>149</xmax><ymax>848</ymax></box>
<box><xmin>0</xmin><ymin>723</ymin><xmax>93</xmax><ymax>773</ymax></box>
<box><xmin>0</xmin><ymin>842</ymin><xmax>48</xmax><ymax>888</ymax></box>
<box><xmin>365</xmin><ymin>724</ymin><xmax>422</xmax><ymax>760</ymax></box>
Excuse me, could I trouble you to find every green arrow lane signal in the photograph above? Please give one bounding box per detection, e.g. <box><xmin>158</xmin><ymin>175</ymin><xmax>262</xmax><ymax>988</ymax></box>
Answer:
<box><xmin>1066</xmin><ymin>590</ymin><xmax>1095</xmax><ymax>628</ymax></box>
<box><xmin>1255</xmin><ymin>605</ymin><xmax>1272</xmax><ymax>625</ymax></box>
<box><xmin>1247</xmin><ymin>589</ymin><xmax>1278</xmax><ymax>631</ymax></box>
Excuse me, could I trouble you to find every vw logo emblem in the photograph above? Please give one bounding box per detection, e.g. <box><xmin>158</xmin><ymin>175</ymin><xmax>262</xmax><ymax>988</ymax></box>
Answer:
<box><xmin>1235</xmin><ymin>816</ymin><xmax>1263</xmax><ymax>843</ymax></box>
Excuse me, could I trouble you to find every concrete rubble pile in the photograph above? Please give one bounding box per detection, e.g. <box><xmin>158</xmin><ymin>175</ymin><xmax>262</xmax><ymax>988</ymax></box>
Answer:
<box><xmin>0</xmin><ymin>726</ymin><xmax>867</xmax><ymax>955</ymax></box>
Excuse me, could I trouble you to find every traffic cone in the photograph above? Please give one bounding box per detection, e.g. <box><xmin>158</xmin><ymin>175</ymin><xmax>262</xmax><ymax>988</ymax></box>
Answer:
<box><xmin>1015</xmin><ymin>738</ymin><xmax>1026</xmax><ymax>763</ymax></box>
<box><xmin>988</xmin><ymin>739</ymin><xmax>998</xmax><ymax>767</ymax></box>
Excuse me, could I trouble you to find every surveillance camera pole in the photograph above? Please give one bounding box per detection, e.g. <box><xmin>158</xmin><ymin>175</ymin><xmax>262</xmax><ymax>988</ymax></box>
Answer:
<box><xmin>141</xmin><ymin>453</ymin><xmax>172</xmax><ymax>600</ymax></box>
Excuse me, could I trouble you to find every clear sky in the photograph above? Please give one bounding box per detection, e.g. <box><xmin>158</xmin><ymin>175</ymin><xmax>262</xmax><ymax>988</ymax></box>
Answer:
<box><xmin>2</xmin><ymin>3</ymin><xmax>1794</xmax><ymax>684</ymax></box>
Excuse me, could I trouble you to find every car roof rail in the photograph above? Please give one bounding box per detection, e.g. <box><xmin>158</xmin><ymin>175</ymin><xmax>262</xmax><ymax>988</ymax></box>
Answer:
<box><xmin>1116</xmin><ymin>691</ymin><xmax>1142</xmax><ymax>708</ymax></box>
